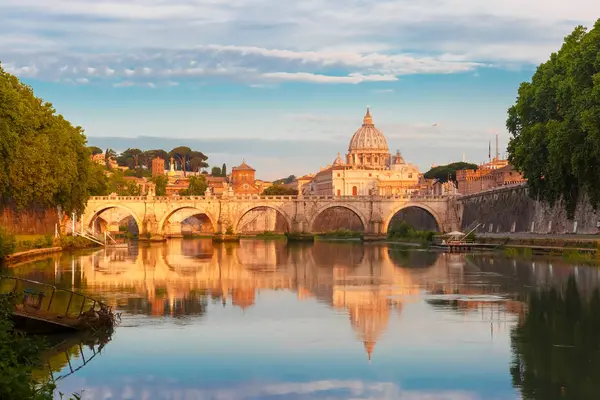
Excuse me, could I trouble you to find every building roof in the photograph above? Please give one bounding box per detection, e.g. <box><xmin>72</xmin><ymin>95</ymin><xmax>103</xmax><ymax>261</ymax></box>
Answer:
<box><xmin>348</xmin><ymin>108</ymin><xmax>389</xmax><ymax>152</ymax></box>
<box><xmin>232</xmin><ymin>161</ymin><xmax>255</xmax><ymax>171</ymax></box>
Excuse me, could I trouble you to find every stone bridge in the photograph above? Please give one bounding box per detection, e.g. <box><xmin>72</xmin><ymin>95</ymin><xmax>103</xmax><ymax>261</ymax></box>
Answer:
<box><xmin>83</xmin><ymin>193</ymin><xmax>460</xmax><ymax>237</ymax></box>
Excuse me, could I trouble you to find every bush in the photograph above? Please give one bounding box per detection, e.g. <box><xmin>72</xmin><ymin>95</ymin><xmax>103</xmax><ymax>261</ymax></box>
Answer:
<box><xmin>388</xmin><ymin>221</ymin><xmax>436</xmax><ymax>242</ymax></box>
<box><xmin>59</xmin><ymin>235</ymin><xmax>98</xmax><ymax>250</ymax></box>
<box><xmin>318</xmin><ymin>229</ymin><xmax>363</xmax><ymax>238</ymax></box>
<box><xmin>0</xmin><ymin>228</ymin><xmax>16</xmax><ymax>259</ymax></box>
<box><xmin>0</xmin><ymin>294</ymin><xmax>54</xmax><ymax>399</ymax></box>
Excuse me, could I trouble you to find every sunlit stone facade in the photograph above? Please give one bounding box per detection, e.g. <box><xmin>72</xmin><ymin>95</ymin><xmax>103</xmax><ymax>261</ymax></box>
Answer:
<box><xmin>307</xmin><ymin>109</ymin><xmax>420</xmax><ymax>196</ymax></box>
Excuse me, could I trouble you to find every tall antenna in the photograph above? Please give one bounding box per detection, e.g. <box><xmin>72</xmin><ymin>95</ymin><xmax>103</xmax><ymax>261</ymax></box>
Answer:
<box><xmin>495</xmin><ymin>134</ymin><xmax>499</xmax><ymax>160</ymax></box>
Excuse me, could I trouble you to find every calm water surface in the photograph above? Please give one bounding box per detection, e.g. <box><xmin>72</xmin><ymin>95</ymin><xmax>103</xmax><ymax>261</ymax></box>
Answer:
<box><xmin>6</xmin><ymin>239</ymin><xmax>600</xmax><ymax>400</ymax></box>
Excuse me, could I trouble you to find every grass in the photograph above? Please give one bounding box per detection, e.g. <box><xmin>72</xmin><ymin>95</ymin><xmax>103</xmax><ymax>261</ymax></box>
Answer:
<box><xmin>315</xmin><ymin>229</ymin><xmax>363</xmax><ymax>240</ymax></box>
<box><xmin>14</xmin><ymin>234</ymin><xmax>55</xmax><ymax>253</ymax></box>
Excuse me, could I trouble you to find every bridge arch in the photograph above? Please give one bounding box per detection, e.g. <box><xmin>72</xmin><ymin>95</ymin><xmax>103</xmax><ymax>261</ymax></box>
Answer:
<box><xmin>158</xmin><ymin>206</ymin><xmax>218</xmax><ymax>235</ymax></box>
<box><xmin>84</xmin><ymin>204</ymin><xmax>143</xmax><ymax>233</ymax></box>
<box><xmin>309</xmin><ymin>204</ymin><xmax>368</xmax><ymax>233</ymax></box>
<box><xmin>235</xmin><ymin>204</ymin><xmax>292</xmax><ymax>234</ymax></box>
<box><xmin>384</xmin><ymin>203</ymin><xmax>443</xmax><ymax>233</ymax></box>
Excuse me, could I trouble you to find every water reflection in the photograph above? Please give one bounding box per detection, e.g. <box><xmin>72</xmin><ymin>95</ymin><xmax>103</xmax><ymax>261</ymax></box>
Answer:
<box><xmin>511</xmin><ymin>276</ymin><xmax>600</xmax><ymax>399</ymax></box>
<box><xmin>6</xmin><ymin>240</ymin><xmax>600</xmax><ymax>399</ymax></box>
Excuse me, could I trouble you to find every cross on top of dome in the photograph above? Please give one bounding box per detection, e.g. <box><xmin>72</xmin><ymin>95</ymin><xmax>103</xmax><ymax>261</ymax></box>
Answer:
<box><xmin>363</xmin><ymin>106</ymin><xmax>373</xmax><ymax>126</ymax></box>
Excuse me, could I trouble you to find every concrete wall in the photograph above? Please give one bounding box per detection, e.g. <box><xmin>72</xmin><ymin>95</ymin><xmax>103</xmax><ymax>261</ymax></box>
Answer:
<box><xmin>460</xmin><ymin>185</ymin><xmax>600</xmax><ymax>234</ymax></box>
<box><xmin>0</xmin><ymin>206</ymin><xmax>59</xmax><ymax>235</ymax></box>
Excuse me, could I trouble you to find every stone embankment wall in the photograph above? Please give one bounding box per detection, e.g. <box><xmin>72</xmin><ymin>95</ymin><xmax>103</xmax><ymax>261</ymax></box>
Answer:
<box><xmin>459</xmin><ymin>185</ymin><xmax>600</xmax><ymax>235</ymax></box>
<box><xmin>0</xmin><ymin>206</ymin><xmax>59</xmax><ymax>234</ymax></box>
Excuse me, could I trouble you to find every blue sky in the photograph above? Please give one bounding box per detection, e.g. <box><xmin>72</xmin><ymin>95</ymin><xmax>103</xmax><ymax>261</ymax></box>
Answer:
<box><xmin>1</xmin><ymin>1</ymin><xmax>599</xmax><ymax>180</ymax></box>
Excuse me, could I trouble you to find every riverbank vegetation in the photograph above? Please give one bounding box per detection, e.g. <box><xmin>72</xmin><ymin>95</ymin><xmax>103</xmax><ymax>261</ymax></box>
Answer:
<box><xmin>507</xmin><ymin>19</ymin><xmax>600</xmax><ymax>217</ymax></box>
<box><xmin>387</xmin><ymin>221</ymin><xmax>436</xmax><ymax>243</ymax></box>
<box><xmin>0</xmin><ymin>293</ymin><xmax>58</xmax><ymax>399</ymax></box>
<box><xmin>316</xmin><ymin>229</ymin><xmax>363</xmax><ymax>239</ymax></box>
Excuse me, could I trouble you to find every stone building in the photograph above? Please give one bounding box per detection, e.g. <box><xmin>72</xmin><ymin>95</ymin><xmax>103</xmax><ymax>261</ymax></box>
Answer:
<box><xmin>231</xmin><ymin>161</ymin><xmax>260</xmax><ymax>195</ymax></box>
<box><xmin>91</xmin><ymin>153</ymin><xmax>118</xmax><ymax>169</ymax></box>
<box><xmin>456</xmin><ymin>158</ymin><xmax>525</xmax><ymax>195</ymax></box>
<box><xmin>307</xmin><ymin>109</ymin><xmax>420</xmax><ymax>196</ymax></box>
<box><xmin>151</xmin><ymin>157</ymin><xmax>165</xmax><ymax>177</ymax></box>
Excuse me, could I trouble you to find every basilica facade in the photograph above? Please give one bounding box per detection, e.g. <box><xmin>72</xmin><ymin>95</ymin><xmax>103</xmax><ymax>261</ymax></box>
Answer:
<box><xmin>305</xmin><ymin>109</ymin><xmax>420</xmax><ymax>196</ymax></box>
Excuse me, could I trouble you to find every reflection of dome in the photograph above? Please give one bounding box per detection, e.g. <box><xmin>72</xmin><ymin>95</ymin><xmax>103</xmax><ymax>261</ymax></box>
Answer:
<box><xmin>232</xmin><ymin>287</ymin><xmax>256</xmax><ymax>310</ymax></box>
<box><xmin>348</xmin><ymin>109</ymin><xmax>389</xmax><ymax>152</ymax></box>
<box><xmin>348</xmin><ymin>297</ymin><xmax>391</xmax><ymax>361</ymax></box>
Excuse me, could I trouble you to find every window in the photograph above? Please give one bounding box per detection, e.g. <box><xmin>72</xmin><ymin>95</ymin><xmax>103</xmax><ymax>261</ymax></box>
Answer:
<box><xmin>337</xmin><ymin>189</ymin><xmax>341</xmax><ymax>196</ymax></box>
<box><xmin>408</xmin><ymin>173</ymin><xmax>413</xmax><ymax>179</ymax></box>
<box><xmin>369</xmin><ymin>173</ymin><xmax>372</xmax><ymax>177</ymax></box>
<box><xmin>337</xmin><ymin>173</ymin><xmax>340</xmax><ymax>177</ymax></box>
<box><xmin>352</xmin><ymin>186</ymin><xmax>358</xmax><ymax>196</ymax></box>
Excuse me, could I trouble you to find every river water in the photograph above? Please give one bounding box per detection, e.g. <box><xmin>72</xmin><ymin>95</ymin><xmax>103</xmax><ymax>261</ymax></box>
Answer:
<box><xmin>5</xmin><ymin>239</ymin><xmax>600</xmax><ymax>399</ymax></box>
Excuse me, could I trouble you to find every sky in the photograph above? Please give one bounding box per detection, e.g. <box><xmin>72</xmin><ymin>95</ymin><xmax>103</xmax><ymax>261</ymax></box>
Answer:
<box><xmin>1</xmin><ymin>1</ymin><xmax>599</xmax><ymax>180</ymax></box>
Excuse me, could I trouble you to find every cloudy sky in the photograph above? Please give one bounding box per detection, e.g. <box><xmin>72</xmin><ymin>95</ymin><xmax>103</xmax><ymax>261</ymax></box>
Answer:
<box><xmin>1</xmin><ymin>1</ymin><xmax>599</xmax><ymax>179</ymax></box>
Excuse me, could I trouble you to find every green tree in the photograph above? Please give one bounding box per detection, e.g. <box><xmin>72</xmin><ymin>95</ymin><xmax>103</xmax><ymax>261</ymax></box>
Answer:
<box><xmin>117</xmin><ymin>148</ymin><xmax>143</xmax><ymax>169</ymax></box>
<box><xmin>424</xmin><ymin>162</ymin><xmax>478</xmax><ymax>183</ymax></box>
<box><xmin>211</xmin><ymin>166</ymin><xmax>222</xmax><ymax>176</ymax></box>
<box><xmin>263</xmin><ymin>185</ymin><xmax>298</xmax><ymax>195</ymax></box>
<box><xmin>104</xmin><ymin>148</ymin><xmax>117</xmax><ymax>169</ymax></box>
<box><xmin>221</xmin><ymin>163</ymin><xmax>227</xmax><ymax>177</ymax></box>
<box><xmin>87</xmin><ymin>162</ymin><xmax>109</xmax><ymax>196</ymax></box>
<box><xmin>152</xmin><ymin>175</ymin><xmax>168</xmax><ymax>196</ymax></box>
<box><xmin>169</xmin><ymin>146</ymin><xmax>208</xmax><ymax>176</ymax></box>
<box><xmin>273</xmin><ymin>175</ymin><xmax>297</xmax><ymax>185</ymax></box>
<box><xmin>0</xmin><ymin>64</ymin><xmax>91</xmax><ymax>215</ymax></box>
<box><xmin>180</xmin><ymin>175</ymin><xmax>207</xmax><ymax>196</ymax></box>
<box><xmin>88</xmin><ymin>146</ymin><xmax>103</xmax><ymax>155</ymax></box>
<box><xmin>106</xmin><ymin>170</ymin><xmax>140</xmax><ymax>196</ymax></box>
<box><xmin>507</xmin><ymin>19</ymin><xmax>600</xmax><ymax>217</ymax></box>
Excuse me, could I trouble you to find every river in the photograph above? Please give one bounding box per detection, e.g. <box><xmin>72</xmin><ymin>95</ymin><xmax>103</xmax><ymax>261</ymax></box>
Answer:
<box><xmin>5</xmin><ymin>239</ymin><xmax>600</xmax><ymax>399</ymax></box>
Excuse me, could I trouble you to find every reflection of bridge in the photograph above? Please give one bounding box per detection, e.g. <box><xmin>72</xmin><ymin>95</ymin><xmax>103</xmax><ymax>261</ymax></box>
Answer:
<box><xmin>83</xmin><ymin>193</ymin><xmax>459</xmax><ymax>237</ymax></box>
<box><xmin>76</xmin><ymin>240</ymin><xmax>439</xmax><ymax>360</ymax></box>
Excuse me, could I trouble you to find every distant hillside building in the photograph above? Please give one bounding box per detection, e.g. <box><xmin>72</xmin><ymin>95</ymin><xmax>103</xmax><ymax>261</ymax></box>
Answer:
<box><xmin>151</xmin><ymin>157</ymin><xmax>165</xmax><ymax>177</ymax></box>
<box><xmin>456</xmin><ymin>158</ymin><xmax>525</xmax><ymax>195</ymax></box>
<box><xmin>231</xmin><ymin>161</ymin><xmax>260</xmax><ymax>195</ymax></box>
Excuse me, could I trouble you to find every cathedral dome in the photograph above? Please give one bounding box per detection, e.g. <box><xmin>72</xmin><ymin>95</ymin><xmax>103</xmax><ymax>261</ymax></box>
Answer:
<box><xmin>348</xmin><ymin>108</ymin><xmax>389</xmax><ymax>152</ymax></box>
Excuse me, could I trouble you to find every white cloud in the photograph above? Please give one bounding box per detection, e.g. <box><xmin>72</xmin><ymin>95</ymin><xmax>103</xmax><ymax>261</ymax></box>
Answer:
<box><xmin>113</xmin><ymin>80</ymin><xmax>135</xmax><ymax>87</ymax></box>
<box><xmin>261</xmin><ymin>72</ymin><xmax>398</xmax><ymax>84</ymax></box>
<box><xmin>0</xmin><ymin>0</ymin><xmax>598</xmax><ymax>86</ymax></box>
<box><xmin>87</xmin><ymin>67</ymin><xmax>96</xmax><ymax>75</ymax></box>
<box><xmin>75</xmin><ymin>77</ymin><xmax>89</xmax><ymax>84</ymax></box>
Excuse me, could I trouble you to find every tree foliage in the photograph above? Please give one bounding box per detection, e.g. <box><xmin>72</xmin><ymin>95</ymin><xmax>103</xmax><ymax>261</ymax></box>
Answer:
<box><xmin>273</xmin><ymin>175</ymin><xmax>297</xmax><ymax>185</ymax></box>
<box><xmin>180</xmin><ymin>176</ymin><xmax>207</xmax><ymax>196</ymax></box>
<box><xmin>507</xmin><ymin>19</ymin><xmax>600</xmax><ymax>217</ymax></box>
<box><xmin>169</xmin><ymin>146</ymin><xmax>208</xmax><ymax>175</ymax></box>
<box><xmin>263</xmin><ymin>185</ymin><xmax>298</xmax><ymax>195</ymax></box>
<box><xmin>152</xmin><ymin>175</ymin><xmax>168</xmax><ymax>196</ymax></box>
<box><xmin>87</xmin><ymin>146</ymin><xmax>103</xmax><ymax>155</ymax></box>
<box><xmin>0</xmin><ymin>64</ymin><xmax>91</xmax><ymax>215</ymax></box>
<box><xmin>423</xmin><ymin>162</ymin><xmax>478</xmax><ymax>183</ymax></box>
<box><xmin>211</xmin><ymin>166</ymin><xmax>222</xmax><ymax>176</ymax></box>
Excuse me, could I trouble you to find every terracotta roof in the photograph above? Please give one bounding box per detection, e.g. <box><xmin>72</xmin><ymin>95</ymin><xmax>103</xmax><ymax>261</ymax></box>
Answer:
<box><xmin>232</xmin><ymin>161</ymin><xmax>255</xmax><ymax>171</ymax></box>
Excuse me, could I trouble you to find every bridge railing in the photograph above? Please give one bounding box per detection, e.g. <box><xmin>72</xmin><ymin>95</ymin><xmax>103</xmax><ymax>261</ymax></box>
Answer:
<box><xmin>88</xmin><ymin>194</ymin><xmax>455</xmax><ymax>202</ymax></box>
